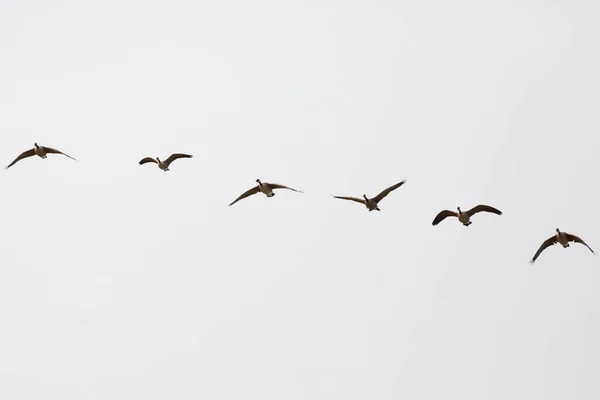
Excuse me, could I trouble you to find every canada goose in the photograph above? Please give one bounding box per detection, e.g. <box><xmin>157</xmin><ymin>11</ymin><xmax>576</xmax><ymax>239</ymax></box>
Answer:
<box><xmin>229</xmin><ymin>179</ymin><xmax>303</xmax><ymax>206</ymax></box>
<box><xmin>331</xmin><ymin>180</ymin><xmax>406</xmax><ymax>211</ymax></box>
<box><xmin>6</xmin><ymin>143</ymin><xmax>77</xmax><ymax>169</ymax></box>
<box><xmin>432</xmin><ymin>205</ymin><xmax>502</xmax><ymax>226</ymax></box>
<box><xmin>530</xmin><ymin>229</ymin><xmax>594</xmax><ymax>264</ymax></box>
<box><xmin>139</xmin><ymin>153</ymin><xmax>192</xmax><ymax>171</ymax></box>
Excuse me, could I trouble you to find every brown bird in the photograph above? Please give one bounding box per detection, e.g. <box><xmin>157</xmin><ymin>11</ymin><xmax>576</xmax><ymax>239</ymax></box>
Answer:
<box><xmin>229</xmin><ymin>179</ymin><xmax>303</xmax><ymax>206</ymax></box>
<box><xmin>139</xmin><ymin>153</ymin><xmax>192</xmax><ymax>171</ymax></box>
<box><xmin>331</xmin><ymin>180</ymin><xmax>406</xmax><ymax>211</ymax></box>
<box><xmin>432</xmin><ymin>205</ymin><xmax>502</xmax><ymax>226</ymax></box>
<box><xmin>530</xmin><ymin>228</ymin><xmax>594</xmax><ymax>264</ymax></box>
<box><xmin>6</xmin><ymin>143</ymin><xmax>76</xmax><ymax>169</ymax></box>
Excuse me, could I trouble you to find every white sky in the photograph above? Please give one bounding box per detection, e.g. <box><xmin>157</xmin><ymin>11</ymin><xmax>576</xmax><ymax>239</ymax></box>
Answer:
<box><xmin>1</xmin><ymin>0</ymin><xmax>599</xmax><ymax>399</ymax></box>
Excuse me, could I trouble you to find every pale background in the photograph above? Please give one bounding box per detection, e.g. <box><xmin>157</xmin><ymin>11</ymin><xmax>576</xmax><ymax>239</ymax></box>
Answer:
<box><xmin>0</xmin><ymin>0</ymin><xmax>599</xmax><ymax>399</ymax></box>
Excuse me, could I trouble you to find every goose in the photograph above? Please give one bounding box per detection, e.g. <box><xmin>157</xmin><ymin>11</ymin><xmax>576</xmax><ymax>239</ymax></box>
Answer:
<box><xmin>6</xmin><ymin>143</ymin><xmax>77</xmax><ymax>169</ymax></box>
<box><xmin>432</xmin><ymin>205</ymin><xmax>502</xmax><ymax>226</ymax></box>
<box><xmin>331</xmin><ymin>180</ymin><xmax>406</xmax><ymax>211</ymax></box>
<box><xmin>139</xmin><ymin>153</ymin><xmax>192</xmax><ymax>171</ymax></box>
<box><xmin>530</xmin><ymin>229</ymin><xmax>594</xmax><ymax>264</ymax></box>
<box><xmin>229</xmin><ymin>179</ymin><xmax>303</xmax><ymax>206</ymax></box>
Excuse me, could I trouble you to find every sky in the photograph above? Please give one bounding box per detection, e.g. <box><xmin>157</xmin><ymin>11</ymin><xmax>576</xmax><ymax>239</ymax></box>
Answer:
<box><xmin>0</xmin><ymin>0</ymin><xmax>599</xmax><ymax>398</ymax></box>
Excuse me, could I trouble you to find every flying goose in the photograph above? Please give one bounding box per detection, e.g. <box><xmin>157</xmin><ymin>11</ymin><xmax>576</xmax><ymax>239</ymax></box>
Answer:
<box><xmin>432</xmin><ymin>205</ymin><xmax>502</xmax><ymax>226</ymax></box>
<box><xmin>139</xmin><ymin>153</ymin><xmax>192</xmax><ymax>171</ymax></box>
<box><xmin>229</xmin><ymin>179</ymin><xmax>302</xmax><ymax>206</ymax></box>
<box><xmin>530</xmin><ymin>229</ymin><xmax>594</xmax><ymax>264</ymax></box>
<box><xmin>6</xmin><ymin>143</ymin><xmax>77</xmax><ymax>169</ymax></box>
<box><xmin>331</xmin><ymin>180</ymin><xmax>406</xmax><ymax>211</ymax></box>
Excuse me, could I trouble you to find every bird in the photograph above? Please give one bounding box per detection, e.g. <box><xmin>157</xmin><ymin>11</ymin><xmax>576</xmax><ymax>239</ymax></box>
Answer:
<box><xmin>229</xmin><ymin>179</ymin><xmax>302</xmax><ymax>206</ymax></box>
<box><xmin>6</xmin><ymin>143</ymin><xmax>77</xmax><ymax>169</ymax></box>
<box><xmin>530</xmin><ymin>228</ymin><xmax>594</xmax><ymax>264</ymax></box>
<box><xmin>139</xmin><ymin>153</ymin><xmax>192</xmax><ymax>171</ymax></box>
<box><xmin>432</xmin><ymin>205</ymin><xmax>502</xmax><ymax>226</ymax></box>
<box><xmin>331</xmin><ymin>180</ymin><xmax>406</xmax><ymax>211</ymax></box>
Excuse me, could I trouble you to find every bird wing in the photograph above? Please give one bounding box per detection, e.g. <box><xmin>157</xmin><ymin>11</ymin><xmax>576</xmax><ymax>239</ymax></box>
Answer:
<box><xmin>372</xmin><ymin>180</ymin><xmax>406</xmax><ymax>204</ymax></box>
<box><xmin>266</xmin><ymin>183</ymin><xmax>303</xmax><ymax>193</ymax></box>
<box><xmin>5</xmin><ymin>148</ymin><xmax>36</xmax><ymax>169</ymax></box>
<box><xmin>530</xmin><ymin>236</ymin><xmax>558</xmax><ymax>263</ymax></box>
<box><xmin>566</xmin><ymin>234</ymin><xmax>595</xmax><ymax>254</ymax></box>
<box><xmin>466</xmin><ymin>204</ymin><xmax>502</xmax><ymax>217</ymax></box>
<box><xmin>432</xmin><ymin>210</ymin><xmax>458</xmax><ymax>225</ymax></box>
<box><xmin>331</xmin><ymin>195</ymin><xmax>365</xmax><ymax>205</ymax></box>
<box><xmin>139</xmin><ymin>157</ymin><xmax>158</xmax><ymax>165</ymax></box>
<box><xmin>229</xmin><ymin>186</ymin><xmax>261</xmax><ymax>206</ymax></box>
<box><xmin>44</xmin><ymin>147</ymin><xmax>77</xmax><ymax>161</ymax></box>
<box><xmin>165</xmin><ymin>153</ymin><xmax>193</xmax><ymax>166</ymax></box>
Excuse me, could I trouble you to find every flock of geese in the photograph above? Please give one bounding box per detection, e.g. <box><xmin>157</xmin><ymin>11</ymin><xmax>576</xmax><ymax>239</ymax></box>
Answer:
<box><xmin>5</xmin><ymin>142</ymin><xmax>596</xmax><ymax>264</ymax></box>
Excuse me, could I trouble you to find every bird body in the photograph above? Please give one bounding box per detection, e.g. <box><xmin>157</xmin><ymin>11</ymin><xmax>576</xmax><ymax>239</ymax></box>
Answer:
<box><xmin>556</xmin><ymin>230</ymin><xmax>570</xmax><ymax>247</ymax></box>
<box><xmin>157</xmin><ymin>158</ymin><xmax>169</xmax><ymax>171</ymax></box>
<box><xmin>34</xmin><ymin>143</ymin><xmax>48</xmax><ymax>158</ymax></box>
<box><xmin>258</xmin><ymin>180</ymin><xmax>275</xmax><ymax>197</ymax></box>
<box><xmin>364</xmin><ymin>195</ymin><xmax>380</xmax><ymax>211</ymax></box>
<box><xmin>457</xmin><ymin>208</ymin><xmax>471</xmax><ymax>225</ymax></box>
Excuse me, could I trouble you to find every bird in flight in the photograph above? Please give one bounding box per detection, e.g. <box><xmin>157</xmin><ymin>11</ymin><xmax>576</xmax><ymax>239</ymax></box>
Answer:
<box><xmin>139</xmin><ymin>153</ymin><xmax>192</xmax><ymax>171</ymax></box>
<box><xmin>229</xmin><ymin>179</ymin><xmax>302</xmax><ymax>206</ymax></box>
<box><xmin>432</xmin><ymin>205</ymin><xmax>502</xmax><ymax>226</ymax></box>
<box><xmin>6</xmin><ymin>143</ymin><xmax>77</xmax><ymax>169</ymax></box>
<box><xmin>331</xmin><ymin>180</ymin><xmax>406</xmax><ymax>211</ymax></box>
<box><xmin>530</xmin><ymin>228</ymin><xmax>594</xmax><ymax>264</ymax></box>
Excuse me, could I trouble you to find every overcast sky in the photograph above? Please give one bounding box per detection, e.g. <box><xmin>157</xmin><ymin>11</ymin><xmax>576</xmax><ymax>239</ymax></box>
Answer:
<box><xmin>0</xmin><ymin>0</ymin><xmax>599</xmax><ymax>399</ymax></box>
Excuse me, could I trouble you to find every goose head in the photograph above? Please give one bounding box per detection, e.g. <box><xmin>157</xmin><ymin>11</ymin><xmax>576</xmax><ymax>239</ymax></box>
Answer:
<box><xmin>256</xmin><ymin>179</ymin><xmax>262</xmax><ymax>185</ymax></box>
<box><xmin>457</xmin><ymin>207</ymin><xmax>462</xmax><ymax>214</ymax></box>
<box><xmin>363</xmin><ymin>194</ymin><xmax>369</xmax><ymax>202</ymax></box>
<box><xmin>156</xmin><ymin>157</ymin><xmax>161</xmax><ymax>163</ymax></box>
<box><xmin>34</xmin><ymin>142</ymin><xmax>38</xmax><ymax>148</ymax></box>
<box><xmin>556</xmin><ymin>228</ymin><xmax>561</xmax><ymax>233</ymax></box>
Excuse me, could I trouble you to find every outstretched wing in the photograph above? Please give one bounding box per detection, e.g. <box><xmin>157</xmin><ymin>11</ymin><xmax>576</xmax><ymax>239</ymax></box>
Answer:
<box><xmin>372</xmin><ymin>180</ymin><xmax>406</xmax><ymax>204</ymax></box>
<box><xmin>466</xmin><ymin>204</ymin><xmax>502</xmax><ymax>217</ymax></box>
<box><xmin>44</xmin><ymin>147</ymin><xmax>77</xmax><ymax>161</ymax></box>
<box><xmin>267</xmin><ymin>183</ymin><xmax>303</xmax><ymax>193</ymax></box>
<box><xmin>530</xmin><ymin>236</ymin><xmax>558</xmax><ymax>264</ymax></box>
<box><xmin>139</xmin><ymin>157</ymin><xmax>158</xmax><ymax>165</ymax></box>
<box><xmin>229</xmin><ymin>186</ymin><xmax>261</xmax><ymax>206</ymax></box>
<box><xmin>165</xmin><ymin>153</ymin><xmax>193</xmax><ymax>166</ymax></box>
<box><xmin>567</xmin><ymin>234</ymin><xmax>595</xmax><ymax>254</ymax></box>
<box><xmin>6</xmin><ymin>148</ymin><xmax>36</xmax><ymax>169</ymax></box>
<box><xmin>432</xmin><ymin>210</ymin><xmax>458</xmax><ymax>226</ymax></box>
<box><xmin>332</xmin><ymin>195</ymin><xmax>365</xmax><ymax>205</ymax></box>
